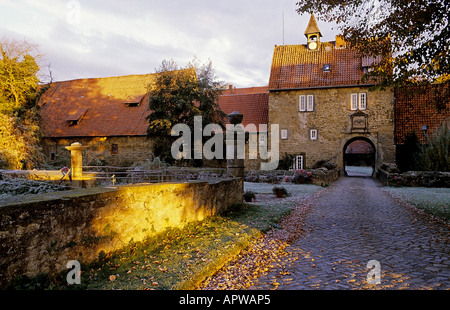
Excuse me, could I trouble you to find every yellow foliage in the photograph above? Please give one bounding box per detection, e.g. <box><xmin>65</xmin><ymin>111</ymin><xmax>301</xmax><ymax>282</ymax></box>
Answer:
<box><xmin>0</xmin><ymin>39</ymin><xmax>43</xmax><ymax>169</ymax></box>
<box><xmin>0</xmin><ymin>114</ymin><xmax>27</xmax><ymax>169</ymax></box>
<box><xmin>149</xmin><ymin>119</ymin><xmax>172</xmax><ymax>132</ymax></box>
<box><xmin>435</xmin><ymin>74</ymin><xmax>450</xmax><ymax>84</ymax></box>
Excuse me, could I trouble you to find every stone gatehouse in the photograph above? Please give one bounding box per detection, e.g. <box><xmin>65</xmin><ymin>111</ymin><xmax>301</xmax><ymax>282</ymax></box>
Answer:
<box><xmin>267</xmin><ymin>14</ymin><xmax>396</xmax><ymax>171</ymax></box>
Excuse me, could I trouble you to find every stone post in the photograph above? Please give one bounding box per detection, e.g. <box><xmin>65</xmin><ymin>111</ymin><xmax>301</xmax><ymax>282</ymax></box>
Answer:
<box><xmin>226</xmin><ymin>111</ymin><xmax>245</xmax><ymax>178</ymax></box>
<box><xmin>65</xmin><ymin>142</ymin><xmax>88</xmax><ymax>188</ymax></box>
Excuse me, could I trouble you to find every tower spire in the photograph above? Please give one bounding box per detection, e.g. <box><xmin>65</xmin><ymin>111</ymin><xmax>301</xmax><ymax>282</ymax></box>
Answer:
<box><xmin>304</xmin><ymin>13</ymin><xmax>322</xmax><ymax>38</ymax></box>
<box><xmin>304</xmin><ymin>13</ymin><xmax>322</xmax><ymax>50</ymax></box>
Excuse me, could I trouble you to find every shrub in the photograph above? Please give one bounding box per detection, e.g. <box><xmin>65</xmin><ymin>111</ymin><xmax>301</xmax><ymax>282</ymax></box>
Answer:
<box><xmin>417</xmin><ymin>122</ymin><xmax>450</xmax><ymax>172</ymax></box>
<box><xmin>272</xmin><ymin>186</ymin><xmax>289</xmax><ymax>198</ymax></box>
<box><xmin>312</xmin><ymin>160</ymin><xmax>337</xmax><ymax>170</ymax></box>
<box><xmin>283</xmin><ymin>175</ymin><xmax>293</xmax><ymax>182</ymax></box>
<box><xmin>292</xmin><ymin>169</ymin><xmax>314</xmax><ymax>184</ymax></box>
<box><xmin>277</xmin><ymin>154</ymin><xmax>295</xmax><ymax>171</ymax></box>
<box><xmin>380</xmin><ymin>163</ymin><xmax>400</xmax><ymax>173</ymax></box>
<box><xmin>244</xmin><ymin>172</ymin><xmax>260</xmax><ymax>183</ymax></box>
<box><xmin>243</xmin><ymin>190</ymin><xmax>256</xmax><ymax>202</ymax></box>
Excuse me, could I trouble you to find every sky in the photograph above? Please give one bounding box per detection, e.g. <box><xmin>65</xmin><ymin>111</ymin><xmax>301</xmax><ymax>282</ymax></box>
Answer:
<box><xmin>0</xmin><ymin>0</ymin><xmax>340</xmax><ymax>88</ymax></box>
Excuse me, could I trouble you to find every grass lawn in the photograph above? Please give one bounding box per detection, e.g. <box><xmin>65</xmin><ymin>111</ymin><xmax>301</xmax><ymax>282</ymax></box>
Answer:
<box><xmin>10</xmin><ymin>182</ymin><xmax>323</xmax><ymax>290</ymax></box>
<box><xmin>382</xmin><ymin>186</ymin><xmax>450</xmax><ymax>223</ymax></box>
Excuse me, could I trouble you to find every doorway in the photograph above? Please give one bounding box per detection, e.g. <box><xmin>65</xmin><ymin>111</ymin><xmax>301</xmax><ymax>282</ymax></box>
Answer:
<box><xmin>343</xmin><ymin>138</ymin><xmax>376</xmax><ymax>177</ymax></box>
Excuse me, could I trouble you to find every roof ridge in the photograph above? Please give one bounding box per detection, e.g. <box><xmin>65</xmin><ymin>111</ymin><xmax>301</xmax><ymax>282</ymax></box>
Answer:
<box><xmin>51</xmin><ymin>68</ymin><xmax>194</xmax><ymax>84</ymax></box>
<box><xmin>51</xmin><ymin>73</ymin><xmax>157</xmax><ymax>84</ymax></box>
<box><xmin>221</xmin><ymin>92</ymin><xmax>269</xmax><ymax>97</ymax></box>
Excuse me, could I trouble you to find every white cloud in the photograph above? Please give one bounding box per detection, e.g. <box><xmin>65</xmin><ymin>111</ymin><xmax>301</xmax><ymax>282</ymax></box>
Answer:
<box><xmin>0</xmin><ymin>0</ymin><xmax>339</xmax><ymax>87</ymax></box>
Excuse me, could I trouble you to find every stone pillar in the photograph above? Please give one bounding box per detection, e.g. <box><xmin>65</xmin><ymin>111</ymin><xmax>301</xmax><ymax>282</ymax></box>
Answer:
<box><xmin>226</xmin><ymin>111</ymin><xmax>245</xmax><ymax>178</ymax></box>
<box><xmin>65</xmin><ymin>142</ymin><xmax>88</xmax><ymax>187</ymax></box>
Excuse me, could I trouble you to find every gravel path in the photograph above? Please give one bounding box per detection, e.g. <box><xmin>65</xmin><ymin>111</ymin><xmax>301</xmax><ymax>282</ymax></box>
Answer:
<box><xmin>247</xmin><ymin>177</ymin><xmax>450</xmax><ymax>290</ymax></box>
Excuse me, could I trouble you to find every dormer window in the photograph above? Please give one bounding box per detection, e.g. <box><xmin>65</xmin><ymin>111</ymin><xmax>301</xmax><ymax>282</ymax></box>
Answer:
<box><xmin>126</xmin><ymin>101</ymin><xmax>139</xmax><ymax>107</ymax></box>
<box><xmin>66</xmin><ymin>108</ymin><xmax>88</xmax><ymax>126</ymax></box>
<box><xmin>324</xmin><ymin>64</ymin><xmax>331</xmax><ymax>72</ymax></box>
<box><xmin>124</xmin><ymin>95</ymin><xmax>143</xmax><ymax>107</ymax></box>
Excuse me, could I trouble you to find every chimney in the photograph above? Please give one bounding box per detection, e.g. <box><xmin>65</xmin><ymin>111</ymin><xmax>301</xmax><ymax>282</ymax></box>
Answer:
<box><xmin>228</xmin><ymin>84</ymin><xmax>234</xmax><ymax>94</ymax></box>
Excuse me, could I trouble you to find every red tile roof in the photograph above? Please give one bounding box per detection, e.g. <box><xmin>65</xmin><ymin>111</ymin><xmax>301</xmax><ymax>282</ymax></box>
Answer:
<box><xmin>268</xmin><ymin>42</ymin><xmax>371</xmax><ymax>90</ymax></box>
<box><xmin>222</xmin><ymin>86</ymin><xmax>268</xmax><ymax>96</ymax></box>
<box><xmin>218</xmin><ymin>88</ymin><xmax>269</xmax><ymax>133</ymax></box>
<box><xmin>394</xmin><ymin>83</ymin><xmax>450</xmax><ymax>144</ymax></box>
<box><xmin>40</xmin><ymin>72</ymin><xmax>268</xmax><ymax>138</ymax></box>
<box><xmin>39</xmin><ymin>74</ymin><xmax>158</xmax><ymax>138</ymax></box>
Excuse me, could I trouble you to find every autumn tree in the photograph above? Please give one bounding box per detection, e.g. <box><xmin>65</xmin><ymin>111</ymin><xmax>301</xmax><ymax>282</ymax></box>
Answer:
<box><xmin>146</xmin><ymin>59</ymin><xmax>226</xmax><ymax>165</ymax></box>
<box><xmin>296</xmin><ymin>0</ymin><xmax>449</xmax><ymax>89</ymax></box>
<box><xmin>0</xmin><ymin>39</ymin><xmax>44</xmax><ymax>169</ymax></box>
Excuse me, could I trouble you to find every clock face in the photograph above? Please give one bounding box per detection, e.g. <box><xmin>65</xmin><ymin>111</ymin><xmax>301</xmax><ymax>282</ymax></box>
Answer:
<box><xmin>308</xmin><ymin>42</ymin><xmax>317</xmax><ymax>50</ymax></box>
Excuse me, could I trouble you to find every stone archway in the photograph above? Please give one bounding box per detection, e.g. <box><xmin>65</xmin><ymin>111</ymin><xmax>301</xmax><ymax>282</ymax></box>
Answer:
<box><xmin>343</xmin><ymin>137</ymin><xmax>376</xmax><ymax>177</ymax></box>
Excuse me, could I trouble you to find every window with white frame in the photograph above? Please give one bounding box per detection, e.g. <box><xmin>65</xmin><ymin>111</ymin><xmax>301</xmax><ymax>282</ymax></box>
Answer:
<box><xmin>310</xmin><ymin>129</ymin><xmax>318</xmax><ymax>140</ymax></box>
<box><xmin>351</xmin><ymin>93</ymin><xmax>358</xmax><ymax>110</ymax></box>
<box><xmin>359</xmin><ymin>93</ymin><xmax>367</xmax><ymax>110</ymax></box>
<box><xmin>299</xmin><ymin>95</ymin><xmax>314</xmax><ymax>112</ymax></box>
<box><xmin>299</xmin><ymin>95</ymin><xmax>306</xmax><ymax>112</ymax></box>
<box><xmin>351</xmin><ymin>93</ymin><xmax>367</xmax><ymax>110</ymax></box>
<box><xmin>293</xmin><ymin>155</ymin><xmax>304</xmax><ymax>170</ymax></box>
<box><xmin>307</xmin><ymin>95</ymin><xmax>314</xmax><ymax>111</ymax></box>
<box><xmin>281</xmin><ymin>129</ymin><xmax>288</xmax><ymax>140</ymax></box>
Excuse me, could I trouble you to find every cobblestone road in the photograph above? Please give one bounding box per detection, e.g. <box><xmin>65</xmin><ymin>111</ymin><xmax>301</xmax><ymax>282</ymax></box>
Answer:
<box><xmin>249</xmin><ymin>177</ymin><xmax>450</xmax><ymax>290</ymax></box>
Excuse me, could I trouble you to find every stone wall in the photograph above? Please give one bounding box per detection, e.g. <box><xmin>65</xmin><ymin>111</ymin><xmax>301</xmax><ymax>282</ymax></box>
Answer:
<box><xmin>311</xmin><ymin>168</ymin><xmax>342</xmax><ymax>187</ymax></box>
<box><xmin>0</xmin><ymin>178</ymin><xmax>243</xmax><ymax>288</ymax></box>
<box><xmin>268</xmin><ymin>87</ymin><xmax>396</xmax><ymax>170</ymax></box>
<box><xmin>43</xmin><ymin>136</ymin><xmax>154</xmax><ymax>167</ymax></box>
<box><xmin>378</xmin><ymin>168</ymin><xmax>450</xmax><ymax>188</ymax></box>
<box><xmin>245</xmin><ymin>168</ymin><xmax>341</xmax><ymax>187</ymax></box>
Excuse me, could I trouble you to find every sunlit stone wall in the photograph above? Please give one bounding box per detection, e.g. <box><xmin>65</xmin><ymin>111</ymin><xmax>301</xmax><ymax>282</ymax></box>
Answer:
<box><xmin>0</xmin><ymin>178</ymin><xmax>243</xmax><ymax>288</ymax></box>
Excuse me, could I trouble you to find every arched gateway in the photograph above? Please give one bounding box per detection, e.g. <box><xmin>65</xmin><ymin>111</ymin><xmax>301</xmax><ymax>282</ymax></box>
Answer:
<box><xmin>266</xmin><ymin>15</ymin><xmax>396</xmax><ymax>174</ymax></box>
<box><xmin>343</xmin><ymin>137</ymin><xmax>376</xmax><ymax>177</ymax></box>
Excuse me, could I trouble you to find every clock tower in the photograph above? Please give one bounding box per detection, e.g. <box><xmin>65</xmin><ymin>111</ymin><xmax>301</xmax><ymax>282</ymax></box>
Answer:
<box><xmin>304</xmin><ymin>13</ymin><xmax>322</xmax><ymax>51</ymax></box>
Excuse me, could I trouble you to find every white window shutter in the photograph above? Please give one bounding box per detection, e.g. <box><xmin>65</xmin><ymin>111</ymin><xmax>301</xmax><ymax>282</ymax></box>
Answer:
<box><xmin>299</xmin><ymin>95</ymin><xmax>306</xmax><ymax>112</ymax></box>
<box><xmin>359</xmin><ymin>93</ymin><xmax>367</xmax><ymax>110</ymax></box>
<box><xmin>351</xmin><ymin>93</ymin><xmax>358</xmax><ymax>110</ymax></box>
<box><xmin>307</xmin><ymin>95</ymin><xmax>314</xmax><ymax>111</ymax></box>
